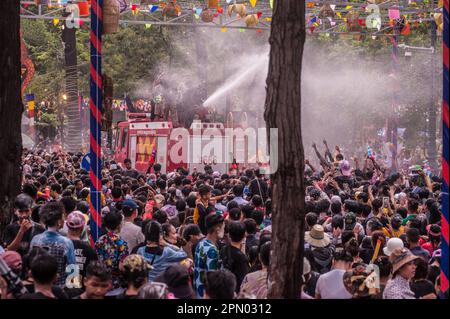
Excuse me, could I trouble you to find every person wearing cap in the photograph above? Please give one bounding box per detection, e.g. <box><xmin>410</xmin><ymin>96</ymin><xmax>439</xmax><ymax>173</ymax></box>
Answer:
<box><xmin>119</xmin><ymin>199</ymin><xmax>145</xmax><ymax>252</ymax></box>
<box><xmin>383</xmin><ymin>248</ymin><xmax>420</xmax><ymax>299</ymax></box>
<box><xmin>383</xmin><ymin>237</ymin><xmax>405</xmax><ymax>257</ymax></box>
<box><xmin>66</xmin><ymin>211</ymin><xmax>98</xmax><ymax>286</ymax></box>
<box><xmin>2</xmin><ymin>194</ymin><xmax>45</xmax><ymax>256</ymax></box>
<box><xmin>154</xmin><ymin>264</ymin><xmax>195</xmax><ymax>299</ymax></box>
<box><xmin>194</xmin><ymin>214</ymin><xmax>225</xmax><ymax>298</ymax></box>
<box><xmin>117</xmin><ymin>254</ymin><xmax>151</xmax><ymax>299</ymax></box>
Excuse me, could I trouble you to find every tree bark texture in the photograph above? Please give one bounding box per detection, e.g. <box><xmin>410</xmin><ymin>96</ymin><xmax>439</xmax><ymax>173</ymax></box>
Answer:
<box><xmin>0</xmin><ymin>0</ymin><xmax>23</xmax><ymax>229</ymax></box>
<box><xmin>265</xmin><ymin>0</ymin><xmax>306</xmax><ymax>299</ymax></box>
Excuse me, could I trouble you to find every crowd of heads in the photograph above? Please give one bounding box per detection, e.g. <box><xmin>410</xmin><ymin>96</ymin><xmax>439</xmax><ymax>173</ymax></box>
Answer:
<box><xmin>0</xmin><ymin>142</ymin><xmax>447</xmax><ymax>299</ymax></box>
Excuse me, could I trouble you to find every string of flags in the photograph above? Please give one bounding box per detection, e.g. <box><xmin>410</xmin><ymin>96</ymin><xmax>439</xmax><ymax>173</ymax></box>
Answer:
<box><xmin>37</xmin><ymin>1</ymin><xmax>442</xmax><ymax>36</ymax></box>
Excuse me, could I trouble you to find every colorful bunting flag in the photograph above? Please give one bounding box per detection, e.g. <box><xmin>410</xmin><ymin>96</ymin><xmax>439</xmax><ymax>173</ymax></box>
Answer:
<box><xmin>149</xmin><ymin>5</ymin><xmax>158</xmax><ymax>13</ymax></box>
<box><xmin>250</xmin><ymin>0</ymin><xmax>257</xmax><ymax>8</ymax></box>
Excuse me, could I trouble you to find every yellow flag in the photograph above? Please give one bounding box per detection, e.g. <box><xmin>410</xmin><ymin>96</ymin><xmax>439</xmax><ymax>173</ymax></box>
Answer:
<box><xmin>53</xmin><ymin>19</ymin><xmax>60</xmax><ymax>26</ymax></box>
<box><xmin>221</xmin><ymin>27</ymin><xmax>227</xmax><ymax>33</ymax></box>
<box><xmin>345</xmin><ymin>5</ymin><xmax>353</xmax><ymax>9</ymax></box>
<box><xmin>250</xmin><ymin>0</ymin><xmax>257</xmax><ymax>7</ymax></box>
<box><xmin>336</xmin><ymin>12</ymin><xmax>342</xmax><ymax>19</ymax></box>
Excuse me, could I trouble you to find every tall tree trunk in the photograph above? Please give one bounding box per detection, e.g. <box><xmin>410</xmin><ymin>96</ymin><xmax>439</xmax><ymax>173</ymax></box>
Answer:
<box><xmin>265</xmin><ymin>0</ymin><xmax>306</xmax><ymax>299</ymax></box>
<box><xmin>0</xmin><ymin>0</ymin><xmax>22</xmax><ymax>229</ymax></box>
<box><xmin>62</xmin><ymin>17</ymin><xmax>82</xmax><ymax>152</ymax></box>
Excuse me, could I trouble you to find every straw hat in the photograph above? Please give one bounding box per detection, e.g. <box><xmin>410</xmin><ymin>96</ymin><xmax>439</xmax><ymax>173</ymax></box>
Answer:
<box><xmin>305</xmin><ymin>225</ymin><xmax>330</xmax><ymax>248</ymax></box>
<box><xmin>389</xmin><ymin>248</ymin><xmax>419</xmax><ymax>274</ymax></box>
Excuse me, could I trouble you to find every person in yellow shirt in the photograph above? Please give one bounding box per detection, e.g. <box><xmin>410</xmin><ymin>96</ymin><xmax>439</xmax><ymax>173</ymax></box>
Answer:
<box><xmin>383</xmin><ymin>214</ymin><xmax>405</xmax><ymax>238</ymax></box>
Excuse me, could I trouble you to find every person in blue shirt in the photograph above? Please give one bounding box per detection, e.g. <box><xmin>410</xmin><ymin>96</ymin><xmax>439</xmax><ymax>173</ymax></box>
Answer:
<box><xmin>137</xmin><ymin>221</ymin><xmax>188</xmax><ymax>282</ymax></box>
<box><xmin>30</xmin><ymin>201</ymin><xmax>76</xmax><ymax>288</ymax></box>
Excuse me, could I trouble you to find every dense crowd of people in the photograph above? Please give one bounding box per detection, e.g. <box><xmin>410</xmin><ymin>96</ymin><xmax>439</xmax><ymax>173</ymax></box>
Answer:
<box><xmin>0</xmin><ymin>141</ymin><xmax>447</xmax><ymax>299</ymax></box>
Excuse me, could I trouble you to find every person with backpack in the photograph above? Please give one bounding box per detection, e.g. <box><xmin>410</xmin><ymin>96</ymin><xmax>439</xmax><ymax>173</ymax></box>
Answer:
<box><xmin>304</xmin><ymin>224</ymin><xmax>335</xmax><ymax>274</ymax></box>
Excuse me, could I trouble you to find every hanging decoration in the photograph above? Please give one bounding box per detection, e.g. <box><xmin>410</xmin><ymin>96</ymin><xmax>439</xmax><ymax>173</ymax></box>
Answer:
<box><xmin>269</xmin><ymin>0</ymin><xmax>273</xmax><ymax>9</ymax></box>
<box><xmin>207</xmin><ymin>0</ymin><xmax>219</xmax><ymax>9</ymax></box>
<box><xmin>245</xmin><ymin>12</ymin><xmax>262</xmax><ymax>27</ymax></box>
<box><xmin>132</xmin><ymin>3</ymin><xmax>140</xmax><ymax>15</ymax></box>
<box><xmin>201</xmin><ymin>9</ymin><xmax>215</xmax><ymax>23</ymax></box>
<box><xmin>221</xmin><ymin>27</ymin><xmax>227</xmax><ymax>32</ymax></box>
<box><xmin>149</xmin><ymin>5</ymin><xmax>159</xmax><ymax>13</ymax></box>
<box><xmin>249</xmin><ymin>0</ymin><xmax>257</xmax><ymax>8</ymax></box>
<box><xmin>228</xmin><ymin>3</ymin><xmax>247</xmax><ymax>18</ymax></box>
<box><xmin>318</xmin><ymin>4</ymin><xmax>335</xmax><ymax>19</ymax></box>
<box><xmin>145</xmin><ymin>23</ymin><xmax>152</xmax><ymax>28</ymax></box>
<box><xmin>53</xmin><ymin>18</ymin><xmax>60</xmax><ymax>26</ymax></box>
<box><xmin>163</xmin><ymin>1</ymin><xmax>182</xmax><ymax>17</ymax></box>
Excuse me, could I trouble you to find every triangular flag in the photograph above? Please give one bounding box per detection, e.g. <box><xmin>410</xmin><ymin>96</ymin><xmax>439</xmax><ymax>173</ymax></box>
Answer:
<box><xmin>330</xmin><ymin>4</ymin><xmax>336</xmax><ymax>10</ymax></box>
<box><xmin>149</xmin><ymin>5</ymin><xmax>158</xmax><ymax>13</ymax></box>
<box><xmin>250</xmin><ymin>0</ymin><xmax>257</xmax><ymax>8</ymax></box>
<box><xmin>221</xmin><ymin>27</ymin><xmax>227</xmax><ymax>33</ymax></box>
<box><xmin>194</xmin><ymin>14</ymin><xmax>200</xmax><ymax>19</ymax></box>
<box><xmin>226</xmin><ymin>0</ymin><xmax>233</xmax><ymax>3</ymax></box>
<box><xmin>239</xmin><ymin>28</ymin><xmax>246</xmax><ymax>32</ymax></box>
<box><xmin>400</xmin><ymin>22</ymin><xmax>410</xmax><ymax>35</ymax></box>
<box><xmin>345</xmin><ymin>5</ymin><xmax>353</xmax><ymax>9</ymax></box>
<box><xmin>269</xmin><ymin>0</ymin><xmax>273</xmax><ymax>9</ymax></box>
<box><xmin>196</xmin><ymin>8</ymin><xmax>203</xmax><ymax>16</ymax></box>
<box><xmin>145</xmin><ymin>23</ymin><xmax>152</xmax><ymax>29</ymax></box>
<box><xmin>53</xmin><ymin>18</ymin><xmax>59</xmax><ymax>26</ymax></box>
<box><xmin>336</xmin><ymin>12</ymin><xmax>342</xmax><ymax>19</ymax></box>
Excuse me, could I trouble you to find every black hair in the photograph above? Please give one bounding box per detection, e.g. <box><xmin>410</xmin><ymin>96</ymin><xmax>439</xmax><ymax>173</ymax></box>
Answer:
<box><xmin>85</xmin><ymin>261</ymin><xmax>112</xmax><ymax>282</ymax></box>
<box><xmin>244</xmin><ymin>218</ymin><xmax>257</xmax><ymax>235</ymax></box>
<box><xmin>374</xmin><ymin>256</ymin><xmax>392</xmax><ymax>278</ymax></box>
<box><xmin>259</xmin><ymin>241</ymin><xmax>271</xmax><ymax>267</ymax></box>
<box><xmin>232</xmin><ymin>184</ymin><xmax>244</xmax><ymax>197</ymax></box>
<box><xmin>124</xmin><ymin>158</ymin><xmax>131</xmax><ymax>164</ymax></box>
<box><xmin>152</xmin><ymin>210</ymin><xmax>168</xmax><ymax>224</ymax></box>
<box><xmin>241</xmin><ymin>205</ymin><xmax>254</xmax><ymax>219</ymax></box>
<box><xmin>79</xmin><ymin>188</ymin><xmax>90</xmax><ymax>200</ymax></box>
<box><xmin>316</xmin><ymin>199</ymin><xmax>331</xmax><ymax>213</ymax></box>
<box><xmin>333</xmin><ymin>250</ymin><xmax>353</xmax><ymax>263</ymax></box>
<box><xmin>39</xmin><ymin>201</ymin><xmax>64</xmax><ymax>227</ymax></box>
<box><xmin>251</xmin><ymin>195</ymin><xmax>263</xmax><ymax>207</ymax></box>
<box><xmin>227</xmin><ymin>201</ymin><xmax>239</xmax><ymax>211</ymax></box>
<box><xmin>406</xmin><ymin>227</ymin><xmax>420</xmax><ymax>244</ymax></box>
<box><xmin>331</xmin><ymin>202</ymin><xmax>342</xmax><ymax>215</ymax></box>
<box><xmin>77</xmin><ymin>201</ymin><xmax>90</xmax><ymax>215</ymax></box>
<box><xmin>411</xmin><ymin>257</ymin><xmax>428</xmax><ymax>281</ymax></box>
<box><xmin>31</xmin><ymin>252</ymin><xmax>58</xmax><ymax>285</ymax></box>
<box><xmin>176</xmin><ymin>199</ymin><xmax>186</xmax><ymax>212</ymax></box>
<box><xmin>372</xmin><ymin>198</ymin><xmax>383</xmax><ymax>212</ymax></box>
<box><xmin>145</xmin><ymin>221</ymin><xmax>162</xmax><ymax>243</ymax></box>
<box><xmin>161</xmin><ymin>223</ymin><xmax>175</xmax><ymax>239</ymax></box>
<box><xmin>182</xmin><ymin>224</ymin><xmax>202</xmax><ymax>241</ymax></box>
<box><xmin>103</xmin><ymin>210</ymin><xmax>123</xmax><ymax>231</ymax></box>
<box><xmin>331</xmin><ymin>214</ymin><xmax>344</xmax><ymax>229</ymax></box>
<box><xmin>185</xmin><ymin>194</ymin><xmax>197</xmax><ymax>209</ymax></box>
<box><xmin>22</xmin><ymin>183</ymin><xmax>38</xmax><ymax>199</ymax></box>
<box><xmin>251</xmin><ymin>210</ymin><xmax>264</xmax><ymax>225</ymax></box>
<box><xmin>205</xmin><ymin>270</ymin><xmax>236</xmax><ymax>299</ymax></box>
<box><xmin>228</xmin><ymin>221</ymin><xmax>246</xmax><ymax>243</ymax></box>
<box><xmin>198</xmin><ymin>184</ymin><xmax>211</xmax><ymax>197</ymax></box>
<box><xmin>50</xmin><ymin>183</ymin><xmax>62</xmax><ymax>194</ymax></box>
<box><xmin>396</xmin><ymin>206</ymin><xmax>408</xmax><ymax>219</ymax></box>
<box><xmin>229</xmin><ymin>208</ymin><xmax>242</xmax><ymax>221</ymax></box>
<box><xmin>408</xmin><ymin>199</ymin><xmax>419</xmax><ymax>213</ymax></box>
<box><xmin>305</xmin><ymin>212</ymin><xmax>318</xmax><ymax>228</ymax></box>
<box><xmin>60</xmin><ymin>196</ymin><xmax>77</xmax><ymax>215</ymax></box>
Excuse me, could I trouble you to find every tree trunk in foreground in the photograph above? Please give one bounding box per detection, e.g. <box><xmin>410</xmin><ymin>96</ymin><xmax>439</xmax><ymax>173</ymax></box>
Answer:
<box><xmin>265</xmin><ymin>0</ymin><xmax>306</xmax><ymax>299</ymax></box>
<box><xmin>0</xmin><ymin>0</ymin><xmax>22</xmax><ymax>230</ymax></box>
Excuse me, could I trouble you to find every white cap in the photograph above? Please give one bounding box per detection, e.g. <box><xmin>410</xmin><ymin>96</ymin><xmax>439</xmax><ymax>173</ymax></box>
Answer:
<box><xmin>383</xmin><ymin>237</ymin><xmax>405</xmax><ymax>256</ymax></box>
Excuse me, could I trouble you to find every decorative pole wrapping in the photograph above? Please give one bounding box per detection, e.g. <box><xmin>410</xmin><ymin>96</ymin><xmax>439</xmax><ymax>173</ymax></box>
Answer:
<box><xmin>89</xmin><ymin>0</ymin><xmax>103</xmax><ymax>244</ymax></box>
<box><xmin>441</xmin><ymin>0</ymin><xmax>449</xmax><ymax>296</ymax></box>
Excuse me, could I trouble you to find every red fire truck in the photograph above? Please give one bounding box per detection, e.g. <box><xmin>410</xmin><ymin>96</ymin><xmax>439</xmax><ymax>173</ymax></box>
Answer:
<box><xmin>112</xmin><ymin>112</ymin><xmax>266</xmax><ymax>174</ymax></box>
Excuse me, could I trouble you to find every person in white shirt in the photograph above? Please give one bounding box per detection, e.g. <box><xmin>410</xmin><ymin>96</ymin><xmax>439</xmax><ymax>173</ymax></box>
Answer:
<box><xmin>315</xmin><ymin>250</ymin><xmax>354</xmax><ymax>299</ymax></box>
